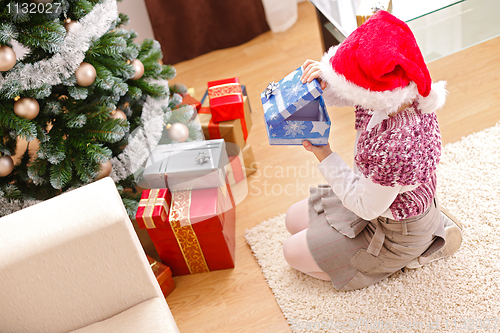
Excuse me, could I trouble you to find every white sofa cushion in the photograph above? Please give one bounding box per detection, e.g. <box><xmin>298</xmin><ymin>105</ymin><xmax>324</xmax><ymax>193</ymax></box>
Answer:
<box><xmin>0</xmin><ymin>178</ymin><xmax>178</xmax><ymax>333</ymax></box>
<box><xmin>70</xmin><ymin>297</ymin><xmax>178</xmax><ymax>333</ymax></box>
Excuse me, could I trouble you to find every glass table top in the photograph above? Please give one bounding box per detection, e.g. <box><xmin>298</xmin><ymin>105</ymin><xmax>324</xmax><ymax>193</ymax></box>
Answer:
<box><xmin>310</xmin><ymin>0</ymin><xmax>500</xmax><ymax>62</ymax></box>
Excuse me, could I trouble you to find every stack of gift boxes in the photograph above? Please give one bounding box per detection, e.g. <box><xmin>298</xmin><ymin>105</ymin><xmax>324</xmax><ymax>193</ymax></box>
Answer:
<box><xmin>135</xmin><ymin>77</ymin><xmax>255</xmax><ymax>288</ymax></box>
<box><xmin>199</xmin><ymin>78</ymin><xmax>257</xmax><ymax>183</ymax></box>
<box><xmin>136</xmin><ymin>139</ymin><xmax>236</xmax><ymax>278</ymax></box>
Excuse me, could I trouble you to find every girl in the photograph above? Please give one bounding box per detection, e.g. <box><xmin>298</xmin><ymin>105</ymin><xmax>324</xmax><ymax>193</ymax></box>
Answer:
<box><xmin>282</xmin><ymin>10</ymin><xmax>462</xmax><ymax>291</ymax></box>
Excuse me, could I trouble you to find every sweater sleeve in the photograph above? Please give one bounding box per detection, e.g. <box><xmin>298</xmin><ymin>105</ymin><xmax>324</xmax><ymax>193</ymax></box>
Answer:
<box><xmin>317</xmin><ymin>152</ymin><xmax>401</xmax><ymax>220</ymax></box>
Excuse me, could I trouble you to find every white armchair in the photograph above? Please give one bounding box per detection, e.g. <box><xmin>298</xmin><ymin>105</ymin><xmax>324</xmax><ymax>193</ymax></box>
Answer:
<box><xmin>0</xmin><ymin>177</ymin><xmax>179</xmax><ymax>333</ymax></box>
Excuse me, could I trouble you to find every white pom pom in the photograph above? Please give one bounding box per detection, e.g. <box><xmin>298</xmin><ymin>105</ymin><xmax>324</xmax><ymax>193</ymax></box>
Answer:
<box><xmin>419</xmin><ymin>81</ymin><xmax>448</xmax><ymax>114</ymax></box>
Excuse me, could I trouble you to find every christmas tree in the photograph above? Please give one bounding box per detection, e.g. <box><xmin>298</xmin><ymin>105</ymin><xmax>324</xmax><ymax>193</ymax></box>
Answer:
<box><xmin>0</xmin><ymin>0</ymin><xmax>203</xmax><ymax>217</ymax></box>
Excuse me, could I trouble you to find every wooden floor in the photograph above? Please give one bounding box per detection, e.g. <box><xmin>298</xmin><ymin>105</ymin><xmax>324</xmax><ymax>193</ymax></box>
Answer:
<box><xmin>163</xmin><ymin>2</ymin><xmax>500</xmax><ymax>332</ymax></box>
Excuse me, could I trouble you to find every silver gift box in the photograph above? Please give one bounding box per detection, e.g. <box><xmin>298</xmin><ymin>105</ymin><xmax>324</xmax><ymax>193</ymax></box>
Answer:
<box><xmin>140</xmin><ymin>139</ymin><xmax>229</xmax><ymax>190</ymax></box>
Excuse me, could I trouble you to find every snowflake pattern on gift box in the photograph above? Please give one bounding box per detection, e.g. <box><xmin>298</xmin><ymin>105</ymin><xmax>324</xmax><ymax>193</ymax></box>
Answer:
<box><xmin>283</xmin><ymin>122</ymin><xmax>307</xmax><ymax>137</ymax></box>
<box><xmin>282</xmin><ymin>79</ymin><xmax>304</xmax><ymax>102</ymax></box>
<box><xmin>278</xmin><ymin>70</ymin><xmax>304</xmax><ymax>101</ymax></box>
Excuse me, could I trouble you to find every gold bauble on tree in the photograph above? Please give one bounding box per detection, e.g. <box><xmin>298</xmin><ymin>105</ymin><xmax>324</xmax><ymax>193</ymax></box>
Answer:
<box><xmin>0</xmin><ymin>45</ymin><xmax>16</xmax><ymax>72</ymax></box>
<box><xmin>97</xmin><ymin>160</ymin><xmax>112</xmax><ymax>179</ymax></box>
<box><xmin>130</xmin><ymin>59</ymin><xmax>144</xmax><ymax>80</ymax></box>
<box><xmin>14</xmin><ymin>97</ymin><xmax>39</xmax><ymax>120</ymax></box>
<box><xmin>64</xmin><ymin>18</ymin><xmax>76</xmax><ymax>33</ymax></box>
<box><xmin>0</xmin><ymin>156</ymin><xmax>14</xmax><ymax>177</ymax></box>
<box><xmin>75</xmin><ymin>62</ymin><xmax>96</xmax><ymax>87</ymax></box>
<box><xmin>111</xmin><ymin>109</ymin><xmax>127</xmax><ymax>120</ymax></box>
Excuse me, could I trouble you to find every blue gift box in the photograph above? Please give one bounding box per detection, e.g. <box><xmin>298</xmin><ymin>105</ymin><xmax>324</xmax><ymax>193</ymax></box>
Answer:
<box><xmin>261</xmin><ymin>67</ymin><xmax>331</xmax><ymax>146</ymax></box>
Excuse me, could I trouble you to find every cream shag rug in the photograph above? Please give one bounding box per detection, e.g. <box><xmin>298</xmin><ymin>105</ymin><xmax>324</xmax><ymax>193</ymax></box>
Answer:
<box><xmin>245</xmin><ymin>123</ymin><xmax>500</xmax><ymax>333</ymax></box>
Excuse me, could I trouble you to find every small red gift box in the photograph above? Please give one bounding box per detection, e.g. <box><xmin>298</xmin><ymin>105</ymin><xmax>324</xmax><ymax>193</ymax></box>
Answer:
<box><xmin>207</xmin><ymin>78</ymin><xmax>244</xmax><ymax>123</ymax></box>
<box><xmin>145</xmin><ymin>184</ymin><xmax>235</xmax><ymax>276</ymax></box>
<box><xmin>147</xmin><ymin>255</ymin><xmax>176</xmax><ymax>298</ymax></box>
<box><xmin>135</xmin><ymin>189</ymin><xmax>172</xmax><ymax>229</ymax></box>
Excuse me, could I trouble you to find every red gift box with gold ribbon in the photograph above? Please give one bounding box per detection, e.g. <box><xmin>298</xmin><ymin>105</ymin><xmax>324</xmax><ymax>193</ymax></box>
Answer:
<box><xmin>144</xmin><ymin>184</ymin><xmax>235</xmax><ymax>276</ymax></box>
<box><xmin>207</xmin><ymin>78</ymin><xmax>244</xmax><ymax>123</ymax></box>
<box><xmin>135</xmin><ymin>189</ymin><xmax>172</xmax><ymax>229</ymax></box>
<box><xmin>147</xmin><ymin>255</ymin><xmax>176</xmax><ymax>298</ymax></box>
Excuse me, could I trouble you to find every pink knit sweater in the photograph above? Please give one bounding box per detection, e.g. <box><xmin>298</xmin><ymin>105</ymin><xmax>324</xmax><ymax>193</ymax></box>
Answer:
<box><xmin>353</xmin><ymin>102</ymin><xmax>442</xmax><ymax>220</ymax></box>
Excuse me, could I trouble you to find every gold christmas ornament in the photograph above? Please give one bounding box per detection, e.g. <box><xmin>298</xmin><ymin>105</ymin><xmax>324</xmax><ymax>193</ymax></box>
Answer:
<box><xmin>0</xmin><ymin>45</ymin><xmax>16</xmax><ymax>72</ymax></box>
<box><xmin>0</xmin><ymin>155</ymin><xmax>14</xmax><ymax>177</ymax></box>
<box><xmin>130</xmin><ymin>59</ymin><xmax>144</xmax><ymax>80</ymax></box>
<box><xmin>75</xmin><ymin>62</ymin><xmax>96</xmax><ymax>87</ymax></box>
<box><xmin>64</xmin><ymin>18</ymin><xmax>76</xmax><ymax>33</ymax></box>
<box><xmin>14</xmin><ymin>97</ymin><xmax>39</xmax><ymax>120</ymax></box>
<box><xmin>167</xmin><ymin>122</ymin><xmax>190</xmax><ymax>143</ymax></box>
<box><xmin>111</xmin><ymin>109</ymin><xmax>127</xmax><ymax>120</ymax></box>
<box><xmin>97</xmin><ymin>160</ymin><xmax>112</xmax><ymax>179</ymax></box>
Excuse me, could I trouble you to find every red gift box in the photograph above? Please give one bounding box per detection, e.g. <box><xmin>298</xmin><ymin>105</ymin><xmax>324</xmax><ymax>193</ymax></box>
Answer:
<box><xmin>145</xmin><ymin>184</ymin><xmax>235</xmax><ymax>276</ymax></box>
<box><xmin>147</xmin><ymin>255</ymin><xmax>176</xmax><ymax>298</ymax></box>
<box><xmin>135</xmin><ymin>189</ymin><xmax>172</xmax><ymax>229</ymax></box>
<box><xmin>207</xmin><ymin>78</ymin><xmax>244</xmax><ymax>123</ymax></box>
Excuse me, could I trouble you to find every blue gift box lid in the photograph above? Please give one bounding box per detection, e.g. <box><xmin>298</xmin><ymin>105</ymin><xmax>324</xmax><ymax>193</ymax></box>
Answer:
<box><xmin>261</xmin><ymin>66</ymin><xmax>323</xmax><ymax>127</ymax></box>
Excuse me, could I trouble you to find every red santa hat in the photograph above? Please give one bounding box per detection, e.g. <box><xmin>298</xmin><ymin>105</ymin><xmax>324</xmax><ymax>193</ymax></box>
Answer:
<box><xmin>320</xmin><ymin>10</ymin><xmax>447</xmax><ymax>115</ymax></box>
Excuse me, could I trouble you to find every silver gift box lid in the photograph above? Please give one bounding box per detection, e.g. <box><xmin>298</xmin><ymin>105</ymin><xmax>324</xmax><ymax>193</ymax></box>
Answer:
<box><xmin>140</xmin><ymin>139</ymin><xmax>229</xmax><ymax>189</ymax></box>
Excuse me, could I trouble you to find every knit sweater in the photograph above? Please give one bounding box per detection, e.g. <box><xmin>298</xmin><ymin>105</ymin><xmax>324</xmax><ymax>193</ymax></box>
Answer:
<box><xmin>354</xmin><ymin>102</ymin><xmax>442</xmax><ymax>220</ymax></box>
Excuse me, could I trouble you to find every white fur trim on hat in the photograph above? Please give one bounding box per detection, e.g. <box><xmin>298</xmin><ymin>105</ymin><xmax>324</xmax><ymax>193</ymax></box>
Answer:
<box><xmin>418</xmin><ymin>81</ymin><xmax>448</xmax><ymax>114</ymax></box>
<box><xmin>319</xmin><ymin>46</ymin><xmax>448</xmax><ymax>115</ymax></box>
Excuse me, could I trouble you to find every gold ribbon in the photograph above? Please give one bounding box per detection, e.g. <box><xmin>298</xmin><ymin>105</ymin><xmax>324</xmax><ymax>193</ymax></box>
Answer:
<box><xmin>169</xmin><ymin>190</ymin><xmax>210</xmax><ymax>274</ymax></box>
<box><xmin>208</xmin><ymin>83</ymin><xmax>242</xmax><ymax>99</ymax></box>
<box><xmin>138</xmin><ymin>189</ymin><xmax>169</xmax><ymax>229</ymax></box>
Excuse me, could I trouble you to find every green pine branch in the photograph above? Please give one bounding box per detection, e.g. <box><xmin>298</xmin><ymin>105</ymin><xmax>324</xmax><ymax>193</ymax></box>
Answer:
<box><xmin>0</xmin><ymin>22</ymin><xmax>18</xmax><ymax>44</ymax></box>
<box><xmin>162</xmin><ymin>65</ymin><xmax>176</xmax><ymax>80</ymax></box>
<box><xmin>83</xmin><ymin>117</ymin><xmax>128</xmax><ymax>143</ymax></box>
<box><xmin>37</xmin><ymin>138</ymin><xmax>66</xmax><ymax>165</ymax></box>
<box><xmin>127</xmin><ymin>86</ymin><xmax>142</xmax><ymax>100</ymax></box>
<box><xmin>88</xmin><ymin>35</ymin><xmax>127</xmax><ymax>58</ymax></box>
<box><xmin>91</xmin><ymin>54</ymin><xmax>134</xmax><ymax>79</ymax></box>
<box><xmin>128</xmin><ymin>80</ymin><xmax>168</xmax><ymax>98</ymax></box>
<box><xmin>70</xmin><ymin>0</ymin><xmax>94</xmax><ymax>20</ymax></box>
<box><xmin>115</xmin><ymin>13</ymin><xmax>130</xmax><ymax>28</ymax></box>
<box><xmin>27</xmin><ymin>157</ymin><xmax>49</xmax><ymax>186</ymax></box>
<box><xmin>17</xmin><ymin>21</ymin><xmax>66</xmax><ymax>53</ymax></box>
<box><xmin>0</xmin><ymin>79</ymin><xmax>22</xmax><ymax>99</ymax></box>
<box><xmin>50</xmin><ymin>157</ymin><xmax>72</xmax><ymax>189</ymax></box>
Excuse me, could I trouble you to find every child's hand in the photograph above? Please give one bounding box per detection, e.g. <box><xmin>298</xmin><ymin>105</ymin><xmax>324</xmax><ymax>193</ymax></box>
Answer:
<box><xmin>303</xmin><ymin>141</ymin><xmax>333</xmax><ymax>162</ymax></box>
<box><xmin>301</xmin><ymin>60</ymin><xmax>327</xmax><ymax>90</ymax></box>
